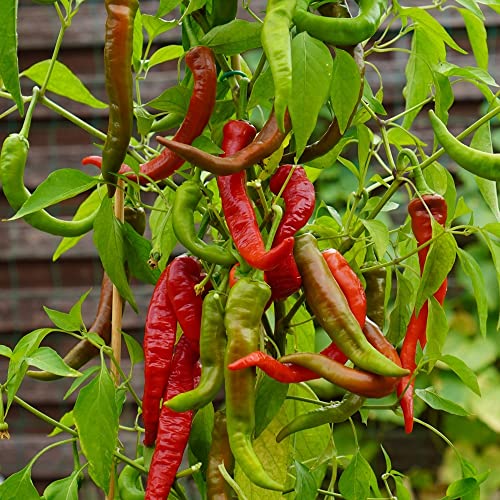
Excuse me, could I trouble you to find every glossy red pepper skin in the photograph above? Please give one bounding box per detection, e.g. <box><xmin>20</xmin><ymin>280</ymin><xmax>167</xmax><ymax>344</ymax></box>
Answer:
<box><xmin>145</xmin><ymin>336</ymin><xmax>199</xmax><ymax>499</ymax></box>
<box><xmin>218</xmin><ymin>120</ymin><xmax>294</xmax><ymax>271</ymax></box>
<box><xmin>142</xmin><ymin>265</ymin><xmax>177</xmax><ymax>447</ymax></box>
<box><xmin>166</xmin><ymin>255</ymin><xmax>205</xmax><ymax>352</ymax></box>
<box><xmin>398</xmin><ymin>193</ymin><xmax>448</xmax><ymax>433</ymax></box>
<box><xmin>266</xmin><ymin>165</ymin><xmax>316</xmax><ymax>300</ymax></box>
<box><xmin>322</xmin><ymin>249</ymin><xmax>367</xmax><ymax>329</ymax></box>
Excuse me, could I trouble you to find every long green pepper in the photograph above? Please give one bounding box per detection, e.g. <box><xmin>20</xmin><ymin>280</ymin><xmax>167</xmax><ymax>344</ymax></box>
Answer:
<box><xmin>293</xmin><ymin>0</ymin><xmax>387</xmax><ymax>46</ymax></box>
<box><xmin>224</xmin><ymin>278</ymin><xmax>284</xmax><ymax>491</ymax></box>
<box><xmin>172</xmin><ymin>180</ymin><xmax>236</xmax><ymax>266</ymax></box>
<box><xmin>262</xmin><ymin>0</ymin><xmax>296</xmax><ymax>131</ymax></box>
<box><xmin>166</xmin><ymin>291</ymin><xmax>227</xmax><ymax>412</ymax></box>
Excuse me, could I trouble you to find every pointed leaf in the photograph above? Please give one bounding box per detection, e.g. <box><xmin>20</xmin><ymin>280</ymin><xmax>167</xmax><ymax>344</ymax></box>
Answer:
<box><xmin>290</xmin><ymin>33</ymin><xmax>333</xmax><ymax>157</ymax></box>
<box><xmin>141</xmin><ymin>14</ymin><xmax>178</xmax><ymax>39</ymax></box>
<box><xmin>415</xmin><ymin>387</ymin><xmax>470</xmax><ymax>416</ymax></box>
<box><xmin>441</xmin><ymin>354</ymin><xmax>481</xmax><ymax>396</ymax></box>
<box><xmin>122</xmin><ymin>332</ymin><xmax>144</xmax><ymax>366</ymax></box>
<box><xmin>64</xmin><ymin>366</ymin><xmax>100</xmax><ymax>400</ymax></box>
<box><xmin>294</xmin><ymin>461</ymin><xmax>317</xmax><ymax>500</ymax></box>
<box><xmin>73</xmin><ymin>361</ymin><xmax>118</xmax><ymax>492</ymax></box>
<box><xmin>425</xmin><ymin>296</ymin><xmax>449</xmax><ymax>368</ymax></box>
<box><xmin>459</xmin><ymin>8</ymin><xmax>488</xmax><ymax>69</ymax></box>
<box><xmin>331</xmin><ymin>48</ymin><xmax>362</xmax><ymax>134</ymax></box>
<box><xmin>148</xmin><ymin>45</ymin><xmax>184</xmax><ymax>69</ymax></box>
<box><xmin>26</xmin><ymin>347</ymin><xmax>82</xmax><ymax>378</ymax></box>
<box><xmin>11</xmin><ymin>170</ymin><xmax>99</xmax><ymax>220</ymax></box>
<box><xmin>0</xmin><ymin>463</ymin><xmax>39</xmax><ymax>500</ymax></box>
<box><xmin>0</xmin><ymin>0</ymin><xmax>23</xmax><ymax>115</ymax></box>
<box><xmin>93</xmin><ymin>196</ymin><xmax>137</xmax><ymax>311</ymax></box>
<box><xmin>43</xmin><ymin>305</ymin><xmax>84</xmax><ymax>332</ymax></box>
<box><xmin>22</xmin><ymin>61</ymin><xmax>106</xmax><ymax>108</ymax></box>
<box><xmin>361</xmin><ymin>219</ymin><xmax>389</xmax><ymax>259</ymax></box>
<box><xmin>43</xmin><ymin>469</ymin><xmax>81</xmax><ymax>500</ymax></box>
<box><xmin>255</xmin><ymin>375</ymin><xmax>288</xmax><ymax>438</ymax></box>
<box><xmin>200</xmin><ymin>19</ymin><xmax>263</xmax><ymax>55</ymax></box>
<box><xmin>48</xmin><ymin>411</ymin><xmax>75</xmax><ymax>437</ymax></box>
<box><xmin>338</xmin><ymin>451</ymin><xmax>372</xmax><ymax>500</ymax></box>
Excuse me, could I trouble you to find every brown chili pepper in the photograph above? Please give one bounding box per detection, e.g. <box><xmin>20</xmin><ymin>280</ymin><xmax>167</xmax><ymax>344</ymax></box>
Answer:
<box><xmin>155</xmin><ymin>109</ymin><xmax>292</xmax><ymax>176</ymax></box>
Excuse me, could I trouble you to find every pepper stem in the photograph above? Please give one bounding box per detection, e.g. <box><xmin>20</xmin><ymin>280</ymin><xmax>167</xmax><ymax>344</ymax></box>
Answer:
<box><xmin>265</xmin><ymin>205</ymin><xmax>284</xmax><ymax>251</ymax></box>
<box><xmin>19</xmin><ymin>87</ymin><xmax>40</xmax><ymax>138</ymax></box>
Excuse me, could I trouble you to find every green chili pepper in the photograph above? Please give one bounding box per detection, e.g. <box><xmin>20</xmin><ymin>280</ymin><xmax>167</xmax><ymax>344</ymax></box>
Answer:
<box><xmin>172</xmin><ymin>180</ymin><xmax>236</xmax><ymax>266</ymax></box>
<box><xmin>429</xmin><ymin>110</ymin><xmax>500</xmax><ymax>181</ymax></box>
<box><xmin>166</xmin><ymin>291</ymin><xmax>227</xmax><ymax>412</ymax></box>
<box><xmin>101</xmin><ymin>0</ymin><xmax>138</xmax><ymax>196</ymax></box>
<box><xmin>363</xmin><ymin>266</ymin><xmax>387</xmax><ymax>330</ymax></box>
<box><xmin>262</xmin><ymin>0</ymin><xmax>296</xmax><ymax>131</ymax></box>
<box><xmin>276</xmin><ymin>392</ymin><xmax>364</xmax><ymax>442</ymax></box>
<box><xmin>293</xmin><ymin>0</ymin><xmax>387</xmax><ymax>46</ymax></box>
<box><xmin>0</xmin><ymin>134</ymin><xmax>96</xmax><ymax>237</ymax></box>
<box><xmin>224</xmin><ymin>277</ymin><xmax>284</xmax><ymax>491</ymax></box>
<box><xmin>293</xmin><ymin>233</ymin><xmax>408</xmax><ymax>377</ymax></box>
<box><xmin>117</xmin><ymin>457</ymin><xmax>145</xmax><ymax>500</ymax></box>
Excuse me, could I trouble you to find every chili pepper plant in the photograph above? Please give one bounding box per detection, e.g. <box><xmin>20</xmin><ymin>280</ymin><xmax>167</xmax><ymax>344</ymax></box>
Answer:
<box><xmin>0</xmin><ymin>0</ymin><xmax>499</xmax><ymax>498</ymax></box>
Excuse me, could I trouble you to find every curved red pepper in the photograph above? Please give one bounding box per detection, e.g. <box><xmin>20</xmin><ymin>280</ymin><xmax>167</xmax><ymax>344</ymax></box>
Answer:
<box><xmin>166</xmin><ymin>255</ymin><xmax>205</xmax><ymax>353</ymax></box>
<box><xmin>142</xmin><ymin>265</ymin><xmax>176</xmax><ymax>447</ymax></box>
<box><xmin>145</xmin><ymin>336</ymin><xmax>199</xmax><ymax>499</ymax></box>
<box><xmin>218</xmin><ymin>120</ymin><xmax>294</xmax><ymax>271</ymax></box>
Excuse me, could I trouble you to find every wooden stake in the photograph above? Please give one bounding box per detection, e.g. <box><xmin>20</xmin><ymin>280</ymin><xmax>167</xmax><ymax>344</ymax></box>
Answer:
<box><xmin>107</xmin><ymin>179</ymin><xmax>124</xmax><ymax>500</ymax></box>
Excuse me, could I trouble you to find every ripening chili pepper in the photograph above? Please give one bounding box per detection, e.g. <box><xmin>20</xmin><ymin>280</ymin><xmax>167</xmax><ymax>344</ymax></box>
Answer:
<box><xmin>397</xmin><ymin>185</ymin><xmax>448</xmax><ymax>433</ymax></box>
<box><xmin>322</xmin><ymin>248</ymin><xmax>366</xmax><ymax>329</ymax></box>
<box><xmin>165</xmin><ymin>291</ymin><xmax>226</xmax><ymax>412</ymax></box>
<box><xmin>0</xmin><ymin>134</ymin><xmax>97</xmax><ymax>236</ymax></box>
<box><xmin>142</xmin><ymin>264</ymin><xmax>178</xmax><ymax>447</ymax></box>
<box><xmin>172</xmin><ymin>180</ymin><xmax>236</xmax><ymax>266</ymax></box>
<box><xmin>429</xmin><ymin>110</ymin><xmax>500</xmax><ymax>181</ymax></box>
<box><xmin>280</xmin><ymin>318</ymin><xmax>403</xmax><ymax>398</ymax></box>
<box><xmin>165</xmin><ymin>255</ymin><xmax>205</xmax><ymax>352</ymax></box>
<box><xmin>363</xmin><ymin>266</ymin><xmax>387</xmax><ymax>330</ymax></box>
<box><xmin>156</xmin><ymin>109</ymin><xmax>292</xmax><ymax>176</ymax></box>
<box><xmin>118</xmin><ymin>457</ymin><xmax>145</xmax><ymax>500</ymax></box>
<box><xmin>293</xmin><ymin>0</ymin><xmax>387</xmax><ymax>46</ymax></box>
<box><xmin>206</xmin><ymin>410</ymin><xmax>234</xmax><ymax>500</ymax></box>
<box><xmin>276</xmin><ymin>392</ymin><xmax>365</xmax><ymax>442</ymax></box>
<box><xmin>262</xmin><ymin>0</ymin><xmax>295</xmax><ymax>131</ymax></box>
<box><xmin>146</xmin><ymin>336</ymin><xmax>199</xmax><ymax>499</ymax></box>
<box><xmin>101</xmin><ymin>0</ymin><xmax>138</xmax><ymax>197</ymax></box>
<box><xmin>224</xmin><ymin>277</ymin><xmax>284</xmax><ymax>491</ymax></box>
<box><xmin>27</xmin><ymin>273</ymin><xmax>113</xmax><ymax>381</ymax></box>
<box><xmin>295</xmin><ymin>233</ymin><xmax>408</xmax><ymax>377</ymax></box>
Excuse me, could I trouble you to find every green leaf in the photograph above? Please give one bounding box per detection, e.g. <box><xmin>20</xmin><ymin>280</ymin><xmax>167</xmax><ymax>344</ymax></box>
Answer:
<box><xmin>142</xmin><ymin>14</ymin><xmax>178</xmax><ymax>39</ymax></box>
<box><xmin>64</xmin><ymin>366</ymin><xmax>100</xmax><ymax>400</ymax></box>
<box><xmin>48</xmin><ymin>411</ymin><xmax>75</xmax><ymax>437</ymax></box>
<box><xmin>457</xmin><ymin>248</ymin><xmax>488</xmax><ymax>336</ymax></box>
<box><xmin>200</xmin><ymin>19</ymin><xmax>262</xmax><ymax>55</ymax></box>
<box><xmin>361</xmin><ymin>219</ymin><xmax>389</xmax><ymax>259</ymax></box>
<box><xmin>446</xmin><ymin>477</ymin><xmax>479</xmax><ymax>499</ymax></box>
<box><xmin>123</xmin><ymin>223</ymin><xmax>160</xmax><ymax>285</ymax></box>
<box><xmin>338</xmin><ymin>451</ymin><xmax>372</xmax><ymax>500</ymax></box>
<box><xmin>148</xmin><ymin>45</ymin><xmax>184</xmax><ymax>69</ymax></box>
<box><xmin>0</xmin><ymin>0</ymin><xmax>23</xmax><ymax>115</ymax></box>
<box><xmin>415</xmin><ymin>387</ymin><xmax>470</xmax><ymax>416</ymax></box>
<box><xmin>22</xmin><ymin>61</ymin><xmax>106</xmax><ymax>109</ymax></box>
<box><xmin>394</xmin><ymin>475</ymin><xmax>412</xmax><ymax>500</ymax></box>
<box><xmin>294</xmin><ymin>461</ymin><xmax>318</xmax><ymax>500</ymax></box>
<box><xmin>458</xmin><ymin>8</ymin><xmax>488</xmax><ymax>69</ymax></box>
<box><xmin>73</xmin><ymin>361</ymin><xmax>118</xmax><ymax>493</ymax></box>
<box><xmin>157</xmin><ymin>0</ymin><xmax>182</xmax><ymax>17</ymax></box>
<box><xmin>387</xmin><ymin>270</ymin><xmax>416</xmax><ymax>345</ymax></box>
<box><xmin>147</xmin><ymin>85</ymin><xmax>190</xmax><ymax>113</ymax></box>
<box><xmin>0</xmin><ymin>345</ymin><xmax>13</xmax><ymax>358</ymax></box>
<box><xmin>188</xmin><ymin>403</ymin><xmax>214</xmax><ymax>474</ymax></box>
<box><xmin>132</xmin><ymin>9</ymin><xmax>144</xmax><ymax>72</ymax></box>
<box><xmin>415</xmin><ymin>224</ymin><xmax>456</xmax><ymax>313</ymax></box>
<box><xmin>330</xmin><ymin>48</ymin><xmax>362</xmax><ymax>134</ymax></box>
<box><xmin>440</xmin><ymin>354</ymin><xmax>481</xmax><ymax>396</ymax></box>
<box><xmin>52</xmin><ymin>185</ymin><xmax>106</xmax><ymax>261</ymax></box>
<box><xmin>481</xmin><ymin>234</ymin><xmax>500</xmax><ymax>329</ymax></box>
<box><xmin>425</xmin><ymin>296</ymin><xmax>449</xmax><ymax>368</ymax></box>
<box><xmin>93</xmin><ymin>196</ymin><xmax>137</xmax><ymax>311</ymax></box>
<box><xmin>402</xmin><ymin>25</ymin><xmax>445</xmax><ymax>129</ymax></box>
<box><xmin>26</xmin><ymin>347</ymin><xmax>82</xmax><ymax>378</ymax></box>
<box><xmin>7</xmin><ymin>328</ymin><xmax>53</xmax><ymax>409</ymax></box>
<box><xmin>289</xmin><ymin>33</ymin><xmax>333</xmax><ymax>158</ymax></box>
<box><xmin>122</xmin><ymin>332</ymin><xmax>144</xmax><ymax>366</ymax></box>
<box><xmin>43</xmin><ymin>299</ymin><xmax>86</xmax><ymax>332</ymax></box>
<box><xmin>255</xmin><ymin>375</ymin><xmax>288</xmax><ymax>438</ymax></box>
<box><xmin>0</xmin><ymin>462</ymin><xmax>39</xmax><ymax>499</ymax></box>
<box><xmin>43</xmin><ymin>469</ymin><xmax>81</xmax><ymax>500</ymax></box>
<box><xmin>11</xmin><ymin>170</ymin><xmax>99</xmax><ymax>220</ymax></box>
<box><xmin>400</xmin><ymin>8</ymin><xmax>466</xmax><ymax>53</ymax></box>
<box><xmin>248</xmin><ymin>67</ymin><xmax>274</xmax><ymax>110</ymax></box>
<box><xmin>456</xmin><ymin>0</ymin><xmax>484</xmax><ymax>19</ymax></box>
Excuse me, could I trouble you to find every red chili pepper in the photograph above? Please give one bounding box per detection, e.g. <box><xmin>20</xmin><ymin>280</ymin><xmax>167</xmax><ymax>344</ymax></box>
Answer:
<box><xmin>145</xmin><ymin>336</ymin><xmax>199</xmax><ymax>499</ymax></box>
<box><xmin>397</xmin><ymin>191</ymin><xmax>448</xmax><ymax>433</ymax></box>
<box><xmin>84</xmin><ymin>46</ymin><xmax>217</xmax><ymax>184</ymax></box>
<box><xmin>266</xmin><ymin>165</ymin><xmax>316</xmax><ymax>300</ymax></box>
<box><xmin>142</xmin><ymin>265</ymin><xmax>177</xmax><ymax>447</ymax></box>
<box><xmin>166</xmin><ymin>254</ymin><xmax>205</xmax><ymax>352</ymax></box>
<box><xmin>218</xmin><ymin>121</ymin><xmax>294</xmax><ymax>271</ymax></box>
